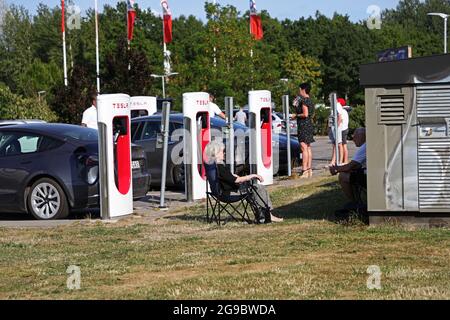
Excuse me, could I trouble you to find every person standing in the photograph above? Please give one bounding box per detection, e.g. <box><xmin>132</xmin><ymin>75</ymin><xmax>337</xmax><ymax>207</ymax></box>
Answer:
<box><xmin>234</xmin><ymin>106</ymin><xmax>247</xmax><ymax>126</ymax></box>
<box><xmin>328</xmin><ymin>98</ymin><xmax>350</xmax><ymax>166</ymax></box>
<box><xmin>208</xmin><ymin>93</ymin><xmax>226</xmax><ymax>120</ymax></box>
<box><xmin>292</xmin><ymin>83</ymin><xmax>315</xmax><ymax>178</ymax></box>
<box><xmin>337</xmin><ymin>98</ymin><xmax>350</xmax><ymax>165</ymax></box>
<box><xmin>81</xmin><ymin>94</ymin><xmax>98</xmax><ymax>130</ymax></box>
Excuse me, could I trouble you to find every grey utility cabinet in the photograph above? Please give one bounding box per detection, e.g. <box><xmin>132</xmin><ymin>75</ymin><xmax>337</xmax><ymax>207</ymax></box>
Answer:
<box><xmin>360</xmin><ymin>54</ymin><xmax>450</xmax><ymax>225</ymax></box>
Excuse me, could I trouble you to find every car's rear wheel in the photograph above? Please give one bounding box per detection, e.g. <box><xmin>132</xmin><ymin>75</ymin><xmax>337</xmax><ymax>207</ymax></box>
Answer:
<box><xmin>173</xmin><ymin>162</ymin><xmax>185</xmax><ymax>187</ymax></box>
<box><xmin>27</xmin><ymin>178</ymin><xmax>69</xmax><ymax>220</ymax></box>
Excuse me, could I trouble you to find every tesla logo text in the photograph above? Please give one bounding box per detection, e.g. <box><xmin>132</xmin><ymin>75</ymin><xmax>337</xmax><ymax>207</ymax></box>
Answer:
<box><xmin>112</xmin><ymin>103</ymin><xmax>129</xmax><ymax>109</ymax></box>
<box><xmin>196</xmin><ymin>100</ymin><xmax>209</xmax><ymax>106</ymax></box>
<box><xmin>260</xmin><ymin>97</ymin><xmax>271</xmax><ymax>103</ymax></box>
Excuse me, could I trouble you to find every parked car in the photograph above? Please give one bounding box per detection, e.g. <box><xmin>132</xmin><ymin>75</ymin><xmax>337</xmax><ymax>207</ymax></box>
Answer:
<box><xmin>0</xmin><ymin>120</ymin><xmax>47</xmax><ymax>127</ymax></box>
<box><xmin>0</xmin><ymin>123</ymin><xmax>151</xmax><ymax>220</ymax></box>
<box><xmin>131</xmin><ymin>114</ymin><xmax>300</xmax><ymax>188</ymax></box>
<box><xmin>232</xmin><ymin>108</ymin><xmax>286</xmax><ymax>134</ymax></box>
<box><xmin>275</xmin><ymin>112</ymin><xmax>298</xmax><ymax>134</ymax></box>
<box><xmin>272</xmin><ymin>112</ymin><xmax>284</xmax><ymax>134</ymax></box>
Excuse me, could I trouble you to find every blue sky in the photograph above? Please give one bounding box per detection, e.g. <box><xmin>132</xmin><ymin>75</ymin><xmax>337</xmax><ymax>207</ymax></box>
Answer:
<box><xmin>7</xmin><ymin>0</ymin><xmax>401</xmax><ymax>22</ymax></box>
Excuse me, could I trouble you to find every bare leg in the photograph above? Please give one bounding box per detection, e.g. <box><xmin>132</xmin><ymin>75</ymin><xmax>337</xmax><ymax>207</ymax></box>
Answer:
<box><xmin>301</xmin><ymin>142</ymin><xmax>309</xmax><ymax>173</ymax></box>
<box><xmin>343</xmin><ymin>144</ymin><xmax>349</xmax><ymax>164</ymax></box>
<box><xmin>338</xmin><ymin>144</ymin><xmax>344</xmax><ymax>165</ymax></box>
<box><xmin>330</xmin><ymin>144</ymin><xmax>336</xmax><ymax>166</ymax></box>
<box><xmin>308</xmin><ymin>145</ymin><xmax>313</xmax><ymax>177</ymax></box>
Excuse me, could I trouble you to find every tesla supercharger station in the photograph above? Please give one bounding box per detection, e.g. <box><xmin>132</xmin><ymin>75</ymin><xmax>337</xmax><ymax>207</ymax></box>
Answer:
<box><xmin>183</xmin><ymin>92</ymin><xmax>211</xmax><ymax>202</ymax></box>
<box><xmin>130</xmin><ymin>96</ymin><xmax>157</xmax><ymax>117</ymax></box>
<box><xmin>249</xmin><ymin>90</ymin><xmax>273</xmax><ymax>186</ymax></box>
<box><xmin>97</xmin><ymin>94</ymin><xmax>133</xmax><ymax>219</ymax></box>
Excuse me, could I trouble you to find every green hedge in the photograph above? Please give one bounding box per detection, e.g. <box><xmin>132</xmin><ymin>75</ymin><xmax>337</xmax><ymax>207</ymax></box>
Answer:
<box><xmin>0</xmin><ymin>85</ymin><xmax>58</xmax><ymax>122</ymax></box>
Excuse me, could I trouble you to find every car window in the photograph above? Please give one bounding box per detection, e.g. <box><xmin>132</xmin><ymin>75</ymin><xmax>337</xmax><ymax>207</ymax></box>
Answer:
<box><xmin>170</xmin><ymin>122</ymin><xmax>184</xmax><ymax>141</ymax></box>
<box><xmin>61</xmin><ymin>127</ymin><xmax>98</xmax><ymax>141</ymax></box>
<box><xmin>38</xmin><ymin>136</ymin><xmax>64</xmax><ymax>152</ymax></box>
<box><xmin>0</xmin><ymin>132</ymin><xmax>42</xmax><ymax>157</ymax></box>
<box><xmin>131</xmin><ymin>110</ymin><xmax>149</xmax><ymax>119</ymax></box>
<box><xmin>142</xmin><ymin>122</ymin><xmax>160</xmax><ymax>140</ymax></box>
<box><xmin>131</xmin><ymin>122</ymin><xmax>144</xmax><ymax>141</ymax></box>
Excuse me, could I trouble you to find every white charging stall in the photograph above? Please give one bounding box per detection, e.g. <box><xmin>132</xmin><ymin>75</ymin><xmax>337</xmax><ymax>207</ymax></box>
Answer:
<box><xmin>248</xmin><ymin>90</ymin><xmax>273</xmax><ymax>186</ymax></box>
<box><xmin>97</xmin><ymin>94</ymin><xmax>134</xmax><ymax>219</ymax></box>
<box><xmin>183</xmin><ymin>92</ymin><xmax>211</xmax><ymax>202</ymax></box>
<box><xmin>130</xmin><ymin>96</ymin><xmax>157</xmax><ymax>118</ymax></box>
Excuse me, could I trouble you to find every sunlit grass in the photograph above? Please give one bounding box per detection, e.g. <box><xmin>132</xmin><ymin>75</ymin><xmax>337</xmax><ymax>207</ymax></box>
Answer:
<box><xmin>0</xmin><ymin>176</ymin><xmax>449</xmax><ymax>300</ymax></box>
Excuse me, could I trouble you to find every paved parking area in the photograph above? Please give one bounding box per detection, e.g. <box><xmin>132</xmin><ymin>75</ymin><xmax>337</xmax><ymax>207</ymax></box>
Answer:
<box><xmin>0</xmin><ymin>136</ymin><xmax>357</xmax><ymax>228</ymax></box>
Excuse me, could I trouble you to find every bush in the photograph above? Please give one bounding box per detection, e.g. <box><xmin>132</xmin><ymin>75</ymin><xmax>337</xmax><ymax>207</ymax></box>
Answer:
<box><xmin>313</xmin><ymin>106</ymin><xmax>331</xmax><ymax>136</ymax></box>
<box><xmin>348</xmin><ymin>104</ymin><xmax>366</xmax><ymax>134</ymax></box>
<box><xmin>0</xmin><ymin>84</ymin><xmax>58</xmax><ymax>122</ymax></box>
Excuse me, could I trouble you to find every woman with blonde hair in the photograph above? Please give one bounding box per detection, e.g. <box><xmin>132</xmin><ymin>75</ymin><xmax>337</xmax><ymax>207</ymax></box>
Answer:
<box><xmin>205</xmin><ymin>141</ymin><xmax>283</xmax><ymax>223</ymax></box>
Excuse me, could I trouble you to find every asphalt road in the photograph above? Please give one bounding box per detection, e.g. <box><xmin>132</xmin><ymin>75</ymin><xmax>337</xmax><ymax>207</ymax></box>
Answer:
<box><xmin>0</xmin><ymin>136</ymin><xmax>357</xmax><ymax>227</ymax></box>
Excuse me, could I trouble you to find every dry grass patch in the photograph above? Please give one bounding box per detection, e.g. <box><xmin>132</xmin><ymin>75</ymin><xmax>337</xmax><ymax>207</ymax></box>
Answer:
<box><xmin>0</xmin><ymin>176</ymin><xmax>449</xmax><ymax>300</ymax></box>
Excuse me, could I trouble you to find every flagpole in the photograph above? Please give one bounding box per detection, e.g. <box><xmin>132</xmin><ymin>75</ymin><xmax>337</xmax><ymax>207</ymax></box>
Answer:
<box><xmin>162</xmin><ymin>3</ymin><xmax>168</xmax><ymax>94</ymax></box>
<box><xmin>213</xmin><ymin>0</ymin><xmax>217</xmax><ymax>68</ymax></box>
<box><xmin>95</xmin><ymin>0</ymin><xmax>101</xmax><ymax>94</ymax></box>
<box><xmin>62</xmin><ymin>0</ymin><xmax>68</xmax><ymax>86</ymax></box>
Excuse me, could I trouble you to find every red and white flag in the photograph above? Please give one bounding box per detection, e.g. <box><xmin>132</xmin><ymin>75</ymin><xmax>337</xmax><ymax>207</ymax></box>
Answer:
<box><xmin>61</xmin><ymin>0</ymin><xmax>66</xmax><ymax>33</ymax></box>
<box><xmin>161</xmin><ymin>0</ymin><xmax>172</xmax><ymax>43</ymax></box>
<box><xmin>127</xmin><ymin>0</ymin><xmax>137</xmax><ymax>42</ymax></box>
<box><xmin>250</xmin><ymin>0</ymin><xmax>263</xmax><ymax>40</ymax></box>
<box><xmin>61</xmin><ymin>0</ymin><xmax>68</xmax><ymax>86</ymax></box>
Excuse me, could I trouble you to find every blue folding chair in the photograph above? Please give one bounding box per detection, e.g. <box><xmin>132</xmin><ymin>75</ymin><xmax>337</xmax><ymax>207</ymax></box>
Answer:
<box><xmin>204</xmin><ymin>163</ymin><xmax>268</xmax><ymax>225</ymax></box>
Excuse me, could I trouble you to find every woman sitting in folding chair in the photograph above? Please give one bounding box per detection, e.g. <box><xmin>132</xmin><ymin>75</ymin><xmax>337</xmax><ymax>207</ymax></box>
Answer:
<box><xmin>205</xmin><ymin>141</ymin><xmax>283</xmax><ymax>224</ymax></box>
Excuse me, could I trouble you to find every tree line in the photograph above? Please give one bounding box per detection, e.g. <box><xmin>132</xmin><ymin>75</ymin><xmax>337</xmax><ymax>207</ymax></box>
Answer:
<box><xmin>0</xmin><ymin>0</ymin><xmax>449</xmax><ymax>124</ymax></box>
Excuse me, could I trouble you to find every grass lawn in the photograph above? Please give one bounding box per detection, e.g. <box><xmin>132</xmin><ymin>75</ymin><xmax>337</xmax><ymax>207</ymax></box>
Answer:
<box><xmin>0</xmin><ymin>176</ymin><xmax>449</xmax><ymax>300</ymax></box>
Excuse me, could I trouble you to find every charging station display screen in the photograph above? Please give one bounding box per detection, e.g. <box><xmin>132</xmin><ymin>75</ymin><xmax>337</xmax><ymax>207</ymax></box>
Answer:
<box><xmin>113</xmin><ymin>116</ymin><xmax>131</xmax><ymax>195</ymax></box>
<box><xmin>196</xmin><ymin>112</ymin><xmax>210</xmax><ymax>180</ymax></box>
<box><xmin>260</xmin><ymin>108</ymin><xmax>272</xmax><ymax>169</ymax></box>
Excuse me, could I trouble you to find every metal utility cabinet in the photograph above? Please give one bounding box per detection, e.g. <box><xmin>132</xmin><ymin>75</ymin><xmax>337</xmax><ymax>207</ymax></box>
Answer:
<box><xmin>360</xmin><ymin>54</ymin><xmax>450</xmax><ymax>226</ymax></box>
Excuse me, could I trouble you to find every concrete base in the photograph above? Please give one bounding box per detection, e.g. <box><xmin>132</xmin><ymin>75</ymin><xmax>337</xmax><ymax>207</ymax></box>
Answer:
<box><xmin>369</xmin><ymin>212</ymin><xmax>450</xmax><ymax>228</ymax></box>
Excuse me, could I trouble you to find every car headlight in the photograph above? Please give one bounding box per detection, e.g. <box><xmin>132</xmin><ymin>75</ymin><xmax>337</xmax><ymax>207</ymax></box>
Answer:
<box><xmin>87</xmin><ymin>166</ymin><xmax>99</xmax><ymax>185</ymax></box>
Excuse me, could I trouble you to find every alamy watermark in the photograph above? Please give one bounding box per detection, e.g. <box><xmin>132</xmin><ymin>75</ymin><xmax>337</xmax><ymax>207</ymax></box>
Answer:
<box><xmin>367</xmin><ymin>5</ymin><xmax>382</xmax><ymax>30</ymax></box>
<box><xmin>0</xmin><ymin>0</ymin><xmax>7</xmax><ymax>35</ymax></box>
<box><xmin>67</xmin><ymin>4</ymin><xmax>82</xmax><ymax>31</ymax></box>
<box><xmin>66</xmin><ymin>265</ymin><xmax>81</xmax><ymax>290</ymax></box>
<box><xmin>367</xmin><ymin>265</ymin><xmax>382</xmax><ymax>290</ymax></box>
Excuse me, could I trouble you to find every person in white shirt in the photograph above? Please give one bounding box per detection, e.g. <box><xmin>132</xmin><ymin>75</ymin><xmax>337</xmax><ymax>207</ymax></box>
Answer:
<box><xmin>208</xmin><ymin>93</ymin><xmax>226</xmax><ymax>120</ymax></box>
<box><xmin>329</xmin><ymin>101</ymin><xmax>343</xmax><ymax>166</ymax></box>
<box><xmin>234</xmin><ymin>106</ymin><xmax>247</xmax><ymax>126</ymax></box>
<box><xmin>338</xmin><ymin>98</ymin><xmax>350</xmax><ymax>164</ymax></box>
<box><xmin>330</xmin><ymin>128</ymin><xmax>366</xmax><ymax>204</ymax></box>
<box><xmin>81</xmin><ymin>95</ymin><xmax>98</xmax><ymax>130</ymax></box>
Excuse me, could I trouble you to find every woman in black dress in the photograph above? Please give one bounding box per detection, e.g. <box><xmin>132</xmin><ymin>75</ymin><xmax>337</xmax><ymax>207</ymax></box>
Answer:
<box><xmin>292</xmin><ymin>83</ymin><xmax>315</xmax><ymax>178</ymax></box>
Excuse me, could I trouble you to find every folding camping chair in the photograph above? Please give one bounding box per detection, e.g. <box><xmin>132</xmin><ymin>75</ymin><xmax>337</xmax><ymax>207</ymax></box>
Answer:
<box><xmin>204</xmin><ymin>163</ymin><xmax>270</xmax><ymax>226</ymax></box>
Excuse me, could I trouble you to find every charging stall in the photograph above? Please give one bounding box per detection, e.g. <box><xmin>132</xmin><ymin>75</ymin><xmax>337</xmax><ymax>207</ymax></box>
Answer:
<box><xmin>183</xmin><ymin>92</ymin><xmax>211</xmax><ymax>202</ymax></box>
<box><xmin>248</xmin><ymin>90</ymin><xmax>273</xmax><ymax>186</ymax></box>
<box><xmin>97</xmin><ymin>94</ymin><xmax>133</xmax><ymax>219</ymax></box>
<box><xmin>130</xmin><ymin>96</ymin><xmax>157</xmax><ymax>118</ymax></box>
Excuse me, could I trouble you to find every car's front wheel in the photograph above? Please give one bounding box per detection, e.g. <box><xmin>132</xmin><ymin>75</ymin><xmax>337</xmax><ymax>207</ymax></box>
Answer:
<box><xmin>27</xmin><ymin>178</ymin><xmax>69</xmax><ymax>220</ymax></box>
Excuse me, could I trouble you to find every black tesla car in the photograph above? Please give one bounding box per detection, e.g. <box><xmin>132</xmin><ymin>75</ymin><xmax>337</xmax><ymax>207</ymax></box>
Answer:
<box><xmin>0</xmin><ymin>123</ymin><xmax>150</xmax><ymax>220</ymax></box>
<box><xmin>131</xmin><ymin>114</ymin><xmax>301</xmax><ymax>188</ymax></box>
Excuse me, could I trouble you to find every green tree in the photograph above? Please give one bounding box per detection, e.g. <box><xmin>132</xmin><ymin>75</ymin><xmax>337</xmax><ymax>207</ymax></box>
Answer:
<box><xmin>281</xmin><ymin>50</ymin><xmax>322</xmax><ymax>99</ymax></box>
<box><xmin>0</xmin><ymin>84</ymin><xmax>58</xmax><ymax>121</ymax></box>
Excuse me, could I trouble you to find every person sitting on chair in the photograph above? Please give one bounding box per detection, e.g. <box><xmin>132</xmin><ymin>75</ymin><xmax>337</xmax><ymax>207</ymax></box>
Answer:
<box><xmin>205</xmin><ymin>141</ymin><xmax>284</xmax><ymax>223</ymax></box>
<box><xmin>329</xmin><ymin>128</ymin><xmax>367</xmax><ymax>207</ymax></box>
